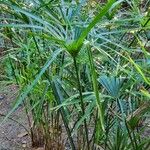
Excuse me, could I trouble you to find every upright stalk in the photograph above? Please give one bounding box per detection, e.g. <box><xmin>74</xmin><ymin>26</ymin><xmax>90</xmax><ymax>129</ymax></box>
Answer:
<box><xmin>88</xmin><ymin>47</ymin><xmax>104</xmax><ymax>131</ymax></box>
<box><xmin>52</xmin><ymin>81</ymin><xmax>76</xmax><ymax>150</ymax></box>
<box><xmin>125</xmin><ymin>120</ymin><xmax>136</xmax><ymax>150</ymax></box>
<box><xmin>73</xmin><ymin>56</ymin><xmax>90</xmax><ymax>150</ymax></box>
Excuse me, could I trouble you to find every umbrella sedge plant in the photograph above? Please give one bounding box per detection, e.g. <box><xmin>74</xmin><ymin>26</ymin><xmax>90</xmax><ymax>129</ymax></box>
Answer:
<box><xmin>0</xmin><ymin>0</ymin><xmax>150</xmax><ymax>149</ymax></box>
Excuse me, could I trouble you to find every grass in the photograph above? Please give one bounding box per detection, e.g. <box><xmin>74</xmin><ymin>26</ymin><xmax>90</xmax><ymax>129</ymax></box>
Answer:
<box><xmin>0</xmin><ymin>0</ymin><xmax>150</xmax><ymax>149</ymax></box>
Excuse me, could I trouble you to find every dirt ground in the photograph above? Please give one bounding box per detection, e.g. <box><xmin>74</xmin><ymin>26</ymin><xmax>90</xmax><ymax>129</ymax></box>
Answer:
<box><xmin>0</xmin><ymin>85</ymin><xmax>31</xmax><ymax>150</ymax></box>
<box><xmin>0</xmin><ymin>85</ymin><xmax>66</xmax><ymax>150</ymax></box>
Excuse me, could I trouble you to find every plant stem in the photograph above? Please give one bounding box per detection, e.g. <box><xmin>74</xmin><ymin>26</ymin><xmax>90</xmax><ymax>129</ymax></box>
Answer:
<box><xmin>73</xmin><ymin>56</ymin><xmax>90</xmax><ymax>150</ymax></box>
<box><xmin>88</xmin><ymin>47</ymin><xmax>104</xmax><ymax>131</ymax></box>
<box><xmin>52</xmin><ymin>81</ymin><xmax>76</xmax><ymax>150</ymax></box>
<box><xmin>125</xmin><ymin>120</ymin><xmax>136</xmax><ymax>150</ymax></box>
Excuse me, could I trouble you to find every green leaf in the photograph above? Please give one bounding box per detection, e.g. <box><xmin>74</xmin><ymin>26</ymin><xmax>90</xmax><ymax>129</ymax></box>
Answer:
<box><xmin>1</xmin><ymin>49</ymin><xmax>62</xmax><ymax>124</ymax></box>
<box><xmin>72</xmin><ymin>100</ymin><xmax>96</xmax><ymax>136</ymax></box>
<box><xmin>128</xmin><ymin>56</ymin><xmax>150</xmax><ymax>85</ymax></box>
<box><xmin>141</xmin><ymin>89</ymin><xmax>150</xmax><ymax>99</ymax></box>
<box><xmin>98</xmin><ymin>75</ymin><xmax>123</xmax><ymax>98</ymax></box>
<box><xmin>76</xmin><ymin>0</ymin><xmax>116</xmax><ymax>48</ymax></box>
<box><xmin>66</xmin><ymin>0</ymin><xmax>117</xmax><ymax>56</ymax></box>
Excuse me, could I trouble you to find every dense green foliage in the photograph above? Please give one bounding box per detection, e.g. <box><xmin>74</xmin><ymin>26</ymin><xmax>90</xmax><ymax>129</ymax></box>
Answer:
<box><xmin>0</xmin><ymin>0</ymin><xmax>150</xmax><ymax>149</ymax></box>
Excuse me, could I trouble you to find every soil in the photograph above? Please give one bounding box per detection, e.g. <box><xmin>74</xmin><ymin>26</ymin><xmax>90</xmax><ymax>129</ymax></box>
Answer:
<box><xmin>0</xmin><ymin>84</ymin><xmax>66</xmax><ymax>150</ymax></box>
<box><xmin>0</xmin><ymin>85</ymin><xmax>31</xmax><ymax>150</ymax></box>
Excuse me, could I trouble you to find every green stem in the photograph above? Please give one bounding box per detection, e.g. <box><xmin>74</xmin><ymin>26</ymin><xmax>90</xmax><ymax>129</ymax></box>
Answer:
<box><xmin>125</xmin><ymin>120</ymin><xmax>136</xmax><ymax>150</ymax></box>
<box><xmin>88</xmin><ymin>47</ymin><xmax>104</xmax><ymax>131</ymax></box>
<box><xmin>132</xmin><ymin>130</ymin><xmax>138</xmax><ymax>149</ymax></box>
<box><xmin>73</xmin><ymin>57</ymin><xmax>90</xmax><ymax>150</ymax></box>
<box><xmin>52</xmin><ymin>81</ymin><xmax>76</xmax><ymax>150</ymax></box>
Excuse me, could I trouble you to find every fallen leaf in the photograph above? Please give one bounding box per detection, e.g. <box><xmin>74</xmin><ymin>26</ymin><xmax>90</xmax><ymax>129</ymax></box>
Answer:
<box><xmin>17</xmin><ymin>132</ymin><xmax>28</xmax><ymax>138</ymax></box>
<box><xmin>22</xmin><ymin>140</ymin><xmax>27</xmax><ymax>144</ymax></box>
